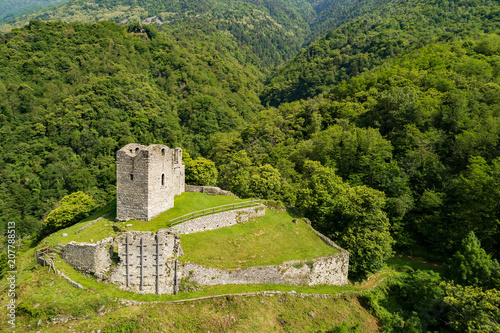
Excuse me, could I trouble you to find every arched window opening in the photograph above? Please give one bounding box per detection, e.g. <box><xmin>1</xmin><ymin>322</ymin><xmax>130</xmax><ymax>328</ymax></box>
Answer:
<box><xmin>130</xmin><ymin>174</ymin><xmax>134</xmax><ymax>181</ymax></box>
<box><xmin>135</xmin><ymin>147</ymin><xmax>139</xmax><ymax>153</ymax></box>
<box><xmin>161</xmin><ymin>148</ymin><xmax>165</xmax><ymax>156</ymax></box>
<box><xmin>161</xmin><ymin>174</ymin><xmax>165</xmax><ymax>186</ymax></box>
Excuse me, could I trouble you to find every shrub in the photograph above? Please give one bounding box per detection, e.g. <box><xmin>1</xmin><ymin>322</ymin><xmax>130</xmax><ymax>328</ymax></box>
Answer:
<box><xmin>41</xmin><ymin>192</ymin><xmax>95</xmax><ymax>235</ymax></box>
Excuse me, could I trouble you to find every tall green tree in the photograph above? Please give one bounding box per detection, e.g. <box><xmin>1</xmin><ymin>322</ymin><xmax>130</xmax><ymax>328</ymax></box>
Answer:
<box><xmin>339</xmin><ymin>185</ymin><xmax>395</xmax><ymax>278</ymax></box>
<box><xmin>249</xmin><ymin>164</ymin><xmax>283</xmax><ymax>199</ymax></box>
<box><xmin>443</xmin><ymin>282</ymin><xmax>500</xmax><ymax>333</ymax></box>
<box><xmin>218</xmin><ymin>150</ymin><xmax>253</xmax><ymax>197</ymax></box>
<box><xmin>445</xmin><ymin>231</ymin><xmax>500</xmax><ymax>290</ymax></box>
<box><xmin>448</xmin><ymin>157</ymin><xmax>500</xmax><ymax>254</ymax></box>
<box><xmin>297</xmin><ymin>161</ymin><xmax>394</xmax><ymax>279</ymax></box>
<box><xmin>185</xmin><ymin>156</ymin><xmax>218</xmax><ymax>187</ymax></box>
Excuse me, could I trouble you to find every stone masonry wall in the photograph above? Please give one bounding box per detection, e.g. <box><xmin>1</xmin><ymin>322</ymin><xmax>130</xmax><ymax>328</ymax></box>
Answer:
<box><xmin>106</xmin><ymin>230</ymin><xmax>179</xmax><ymax>294</ymax></box>
<box><xmin>62</xmin><ymin>237</ymin><xmax>113</xmax><ymax>279</ymax></box>
<box><xmin>147</xmin><ymin>145</ymin><xmax>185</xmax><ymax>220</ymax></box>
<box><xmin>116</xmin><ymin>143</ymin><xmax>185</xmax><ymax>221</ymax></box>
<box><xmin>185</xmin><ymin>185</ymin><xmax>235</xmax><ymax>196</ymax></box>
<box><xmin>169</xmin><ymin>205</ymin><xmax>266</xmax><ymax>234</ymax></box>
<box><xmin>116</xmin><ymin>143</ymin><xmax>149</xmax><ymax>221</ymax></box>
<box><xmin>180</xmin><ymin>252</ymin><xmax>349</xmax><ymax>287</ymax></box>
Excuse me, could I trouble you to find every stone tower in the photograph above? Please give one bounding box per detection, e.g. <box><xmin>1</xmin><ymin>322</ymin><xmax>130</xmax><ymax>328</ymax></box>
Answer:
<box><xmin>116</xmin><ymin>143</ymin><xmax>185</xmax><ymax>221</ymax></box>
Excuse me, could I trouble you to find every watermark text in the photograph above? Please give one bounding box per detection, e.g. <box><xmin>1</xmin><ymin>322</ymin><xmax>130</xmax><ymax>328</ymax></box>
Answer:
<box><xmin>6</xmin><ymin>221</ymin><xmax>16</xmax><ymax>331</ymax></box>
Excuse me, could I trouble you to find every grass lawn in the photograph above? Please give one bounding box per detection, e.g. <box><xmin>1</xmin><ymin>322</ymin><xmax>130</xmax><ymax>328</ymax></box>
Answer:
<box><xmin>180</xmin><ymin>209</ymin><xmax>340</xmax><ymax>269</ymax></box>
<box><xmin>41</xmin><ymin>200</ymin><xmax>118</xmax><ymax>247</ymax></box>
<box><xmin>0</xmin><ymin>243</ymin><xmax>384</xmax><ymax>332</ymax></box>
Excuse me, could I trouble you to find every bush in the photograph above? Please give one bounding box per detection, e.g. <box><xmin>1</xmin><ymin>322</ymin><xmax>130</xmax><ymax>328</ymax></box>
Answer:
<box><xmin>41</xmin><ymin>192</ymin><xmax>95</xmax><ymax>235</ymax></box>
<box><xmin>184</xmin><ymin>153</ymin><xmax>218</xmax><ymax>186</ymax></box>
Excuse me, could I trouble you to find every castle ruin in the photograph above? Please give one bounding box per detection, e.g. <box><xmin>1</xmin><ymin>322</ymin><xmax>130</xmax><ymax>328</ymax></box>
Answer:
<box><xmin>116</xmin><ymin>143</ymin><xmax>185</xmax><ymax>221</ymax></box>
<box><xmin>56</xmin><ymin>143</ymin><xmax>349</xmax><ymax>295</ymax></box>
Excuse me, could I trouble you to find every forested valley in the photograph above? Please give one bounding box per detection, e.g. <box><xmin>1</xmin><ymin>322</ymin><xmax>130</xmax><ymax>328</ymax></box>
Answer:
<box><xmin>0</xmin><ymin>0</ymin><xmax>70</xmax><ymax>24</ymax></box>
<box><xmin>1</xmin><ymin>0</ymin><xmax>500</xmax><ymax>331</ymax></box>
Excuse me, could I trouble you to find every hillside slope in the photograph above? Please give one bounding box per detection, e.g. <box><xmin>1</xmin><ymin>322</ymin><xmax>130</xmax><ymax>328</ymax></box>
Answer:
<box><xmin>0</xmin><ymin>20</ymin><xmax>263</xmax><ymax>236</ymax></box>
<box><xmin>0</xmin><ymin>0</ymin><xmax>70</xmax><ymax>23</ymax></box>
<box><xmin>0</xmin><ymin>0</ymin><xmax>315</xmax><ymax>69</ymax></box>
<box><xmin>261</xmin><ymin>0</ymin><xmax>500</xmax><ymax>106</ymax></box>
<box><xmin>0</xmin><ymin>0</ymin><xmax>387</xmax><ymax>70</ymax></box>
<box><xmin>213</xmin><ymin>36</ymin><xmax>500</xmax><ymax>259</ymax></box>
<box><xmin>306</xmin><ymin>0</ymin><xmax>389</xmax><ymax>45</ymax></box>
<box><xmin>0</xmin><ymin>194</ymin><xmax>379</xmax><ymax>332</ymax></box>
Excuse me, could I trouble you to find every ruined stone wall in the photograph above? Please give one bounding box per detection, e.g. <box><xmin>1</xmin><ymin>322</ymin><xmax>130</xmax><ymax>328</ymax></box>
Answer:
<box><xmin>307</xmin><ymin>225</ymin><xmax>347</xmax><ymax>253</ymax></box>
<box><xmin>61</xmin><ymin>227</ymin><xmax>348</xmax><ymax>292</ymax></box>
<box><xmin>185</xmin><ymin>185</ymin><xmax>235</xmax><ymax>196</ymax></box>
<box><xmin>116</xmin><ymin>143</ymin><xmax>149</xmax><ymax>221</ymax></box>
<box><xmin>173</xmin><ymin>148</ymin><xmax>185</xmax><ymax>196</ymax></box>
<box><xmin>179</xmin><ymin>252</ymin><xmax>349</xmax><ymax>287</ymax></box>
<box><xmin>308</xmin><ymin>253</ymin><xmax>349</xmax><ymax>285</ymax></box>
<box><xmin>146</xmin><ymin>145</ymin><xmax>185</xmax><ymax>220</ymax></box>
<box><xmin>177</xmin><ymin>221</ymin><xmax>349</xmax><ymax>287</ymax></box>
<box><xmin>116</xmin><ymin>143</ymin><xmax>185</xmax><ymax>221</ymax></box>
<box><xmin>106</xmin><ymin>230</ymin><xmax>179</xmax><ymax>294</ymax></box>
<box><xmin>62</xmin><ymin>238</ymin><xmax>113</xmax><ymax>279</ymax></box>
<box><xmin>169</xmin><ymin>205</ymin><xmax>266</xmax><ymax>234</ymax></box>
<box><xmin>60</xmin><ymin>212</ymin><xmax>349</xmax><ymax>294</ymax></box>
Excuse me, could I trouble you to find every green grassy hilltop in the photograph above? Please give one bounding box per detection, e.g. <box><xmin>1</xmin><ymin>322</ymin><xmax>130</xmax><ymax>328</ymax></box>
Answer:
<box><xmin>41</xmin><ymin>192</ymin><xmax>339</xmax><ymax>268</ymax></box>
<box><xmin>0</xmin><ymin>192</ymin><xmax>457</xmax><ymax>332</ymax></box>
<box><xmin>181</xmin><ymin>210</ymin><xmax>339</xmax><ymax>269</ymax></box>
<box><xmin>0</xmin><ymin>192</ymin><xmax>379</xmax><ymax>332</ymax></box>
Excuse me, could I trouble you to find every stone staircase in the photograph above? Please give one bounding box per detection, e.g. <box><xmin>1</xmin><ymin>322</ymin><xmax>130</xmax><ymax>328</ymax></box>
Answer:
<box><xmin>52</xmin><ymin>244</ymin><xmax>65</xmax><ymax>256</ymax></box>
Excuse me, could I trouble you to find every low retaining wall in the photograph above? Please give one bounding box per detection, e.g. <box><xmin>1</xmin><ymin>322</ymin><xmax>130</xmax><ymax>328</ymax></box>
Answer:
<box><xmin>308</xmin><ymin>224</ymin><xmax>346</xmax><ymax>253</ymax></box>
<box><xmin>180</xmin><ymin>252</ymin><xmax>349</xmax><ymax>287</ymax></box>
<box><xmin>58</xmin><ymin>271</ymin><xmax>85</xmax><ymax>289</ymax></box>
<box><xmin>169</xmin><ymin>205</ymin><xmax>266</xmax><ymax>234</ymax></box>
<box><xmin>185</xmin><ymin>185</ymin><xmax>235</xmax><ymax>196</ymax></box>
<box><xmin>62</xmin><ymin>238</ymin><xmax>113</xmax><ymax>279</ymax></box>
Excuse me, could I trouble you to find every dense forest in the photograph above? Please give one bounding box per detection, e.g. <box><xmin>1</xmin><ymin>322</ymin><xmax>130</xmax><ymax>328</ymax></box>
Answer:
<box><xmin>0</xmin><ymin>0</ymin><xmax>315</xmax><ymax>69</ymax></box>
<box><xmin>262</xmin><ymin>0</ymin><xmax>500</xmax><ymax>105</ymax></box>
<box><xmin>0</xmin><ymin>0</ymin><xmax>385</xmax><ymax>68</ymax></box>
<box><xmin>0</xmin><ymin>20</ymin><xmax>263</xmax><ymax>236</ymax></box>
<box><xmin>1</xmin><ymin>0</ymin><xmax>500</xmax><ymax>330</ymax></box>
<box><xmin>205</xmin><ymin>40</ymin><xmax>500</xmax><ymax>313</ymax></box>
